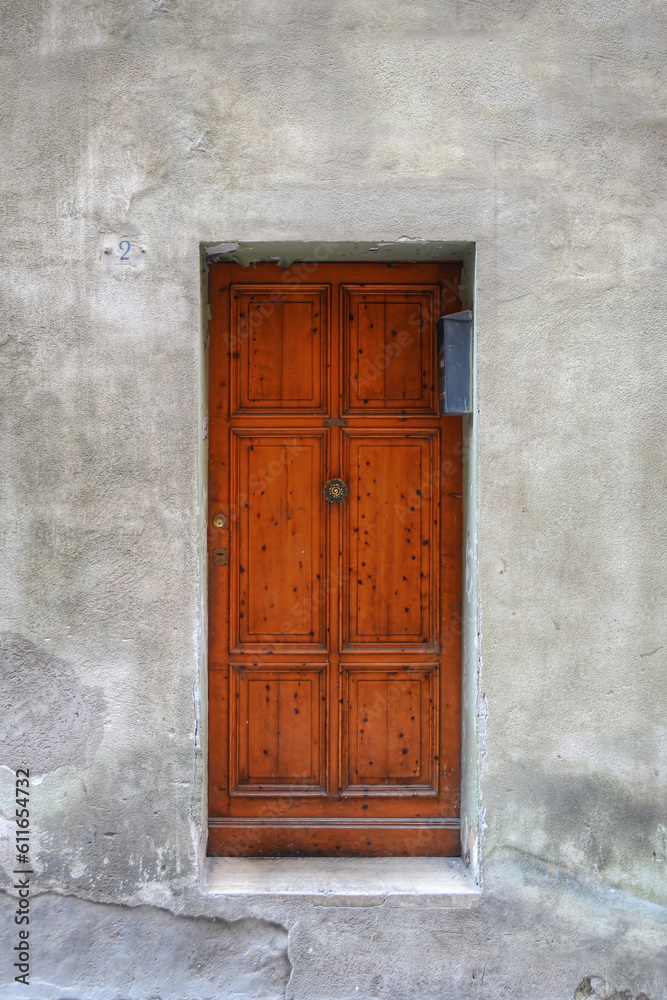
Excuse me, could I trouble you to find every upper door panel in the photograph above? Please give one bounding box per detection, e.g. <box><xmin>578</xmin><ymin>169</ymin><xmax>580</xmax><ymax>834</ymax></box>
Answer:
<box><xmin>343</xmin><ymin>285</ymin><xmax>440</xmax><ymax>414</ymax></box>
<box><xmin>231</xmin><ymin>285</ymin><xmax>329</xmax><ymax>414</ymax></box>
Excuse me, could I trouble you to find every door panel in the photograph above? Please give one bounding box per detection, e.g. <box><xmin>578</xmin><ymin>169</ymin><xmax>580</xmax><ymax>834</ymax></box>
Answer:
<box><xmin>208</xmin><ymin>260</ymin><xmax>463</xmax><ymax>857</ymax></box>
<box><xmin>343</xmin><ymin>286</ymin><xmax>439</xmax><ymax>413</ymax></box>
<box><xmin>230</xmin><ymin>430</ymin><xmax>328</xmax><ymax>651</ymax></box>
<box><xmin>210</xmin><ymin>822</ymin><xmax>461</xmax><ymax>858</ymax></box>
<box><xmin>231</xmin><ymin>285</ymin><xmax>328</xmax><ymax>413</ymax></box>
<box><xmin>340</xmin><ymin>663</ymin><xmax>438</xmax><ymax>795</ymax></box>
<box><xmin>342</xmin><ymin>430</ymin><xmax>439</xmax><ymax>649</ymax></box>
<box><xmin>230</xmin><ymin>663</ymin><xmax>327</xmax><ymax>795</ymax></box>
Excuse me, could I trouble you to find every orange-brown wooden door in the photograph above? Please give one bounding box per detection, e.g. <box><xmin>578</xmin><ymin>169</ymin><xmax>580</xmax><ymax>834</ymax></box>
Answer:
<box><xmin>208</xmin><ymin>261</ymin><xmax>463</xmax><ymax>856</ymax></box>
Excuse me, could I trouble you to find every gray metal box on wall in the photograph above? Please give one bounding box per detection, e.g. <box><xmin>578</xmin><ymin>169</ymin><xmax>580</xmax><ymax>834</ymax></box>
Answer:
<box><xmin>436</xmin><ymin>311</ymin><xmax>473</xmax><ymax>415</ymax></box>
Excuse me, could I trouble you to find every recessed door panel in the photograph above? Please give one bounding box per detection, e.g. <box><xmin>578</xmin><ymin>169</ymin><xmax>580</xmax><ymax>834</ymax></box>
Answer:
<box><xmin>343</xmin><ymin>286</ymin><xmax>439</xmax><ymax>413</ymax></box>
<box><xmin>342</xmin><ymin>430</ymin><xmax>439</xmax><ymax>649</ymax></box>
<box><xmin>231</xmin><ymin>285</ymin><xmax>328</xmax><ymax>413</ymax></box>
<box><xmin>231</xmin><ymin>664</ymin><xmax>326</xmax><ymax>795</ymax></box>
<box><xmin>230</xmin><ymin>431</ymin><xmax>327</xmax><ymax>651</ymax></box>
<box><xmin>340</xmin><ymin>664</ymin><xmax>438</xmax><ymax>795</ymax></box>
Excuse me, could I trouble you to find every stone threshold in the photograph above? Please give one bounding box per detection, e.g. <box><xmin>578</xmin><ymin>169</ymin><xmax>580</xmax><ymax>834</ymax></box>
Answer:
<box><xmin>203</xmin><ymin>856</ymin><xmax>480</xmax><ymax>907</ymax></box>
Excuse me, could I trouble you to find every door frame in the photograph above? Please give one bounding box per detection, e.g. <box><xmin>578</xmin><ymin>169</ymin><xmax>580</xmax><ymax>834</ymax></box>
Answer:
<box><xmin>197</xmin><ymin>240</ymin><xmax>479</xmax><ymax>872</ymax></box>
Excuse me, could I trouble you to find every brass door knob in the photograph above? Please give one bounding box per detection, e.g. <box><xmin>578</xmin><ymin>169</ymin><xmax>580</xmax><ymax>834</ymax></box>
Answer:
<box><xmin>323</xmin><ymin>478</ymin><xmax>348</xmax><ymax>503</ymax></box>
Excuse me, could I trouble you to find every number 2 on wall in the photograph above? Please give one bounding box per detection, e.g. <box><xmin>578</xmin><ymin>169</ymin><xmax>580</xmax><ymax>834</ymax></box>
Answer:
<box><xmin>119</xmin><ymin>240</ymin><xmax>131</xmax><ymax>260</ymax></box>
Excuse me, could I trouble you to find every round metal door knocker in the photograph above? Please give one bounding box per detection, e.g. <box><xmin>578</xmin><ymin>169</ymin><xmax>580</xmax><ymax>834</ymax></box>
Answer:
<box><xmin>323</xmin><ymin>478</ymin><xmax>348</xmax><ymax>503</ymax></box>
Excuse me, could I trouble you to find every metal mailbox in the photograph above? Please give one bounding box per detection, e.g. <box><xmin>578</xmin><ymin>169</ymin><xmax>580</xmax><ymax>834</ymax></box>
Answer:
<box><xmin>436</xmin><ymin>310</ymin><xmax>473</xmax><ymax>415</ymax></box>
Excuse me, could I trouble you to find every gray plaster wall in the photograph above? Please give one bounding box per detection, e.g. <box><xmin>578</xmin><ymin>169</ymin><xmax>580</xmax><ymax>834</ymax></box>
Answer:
<box><xmin>0</xmin><ymin>1</ymin><xmax>665</xmax><ymax>998</ymax></box>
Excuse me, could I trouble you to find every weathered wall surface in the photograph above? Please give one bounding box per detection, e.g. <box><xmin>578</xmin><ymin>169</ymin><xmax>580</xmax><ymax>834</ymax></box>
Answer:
<box><xmin>1</xmin><ymin>1</ymin><xmax>665</xmax><ymax>998</ymax></box>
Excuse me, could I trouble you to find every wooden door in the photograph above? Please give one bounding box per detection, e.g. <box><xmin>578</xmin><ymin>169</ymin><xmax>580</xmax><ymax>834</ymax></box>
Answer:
<box><xmin>208</xmin><ymin>260</ymin><xmax>463</xmax><ymax>856</ymax></box>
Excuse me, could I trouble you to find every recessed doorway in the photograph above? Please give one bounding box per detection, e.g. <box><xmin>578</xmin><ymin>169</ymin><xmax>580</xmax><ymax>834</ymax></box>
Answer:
<box><xmin>207</xmin><ymin>259</ymin><xmax>464</xmax><ymax>856</ymax></box>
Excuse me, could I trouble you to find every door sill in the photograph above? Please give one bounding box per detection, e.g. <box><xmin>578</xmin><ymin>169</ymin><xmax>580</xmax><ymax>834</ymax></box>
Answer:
<box><xmin>203</xmin><ymin>856</ymin><xmax>480</xmax><ymax>907</ymax></box>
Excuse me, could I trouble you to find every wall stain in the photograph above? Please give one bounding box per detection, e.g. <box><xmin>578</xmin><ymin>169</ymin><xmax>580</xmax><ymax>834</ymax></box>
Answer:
<box><xmin>493</xmin><ymin>769</ymin><xmax>667</xmax><ymax>904</ymax></box>
<box><xmin>0</xmin><ymin>891</ymin><xmax>290</xmax><ymax>1000</ymax></box>
<box><xmin>0</xmin><ymin>632</ymin><xmax>105</xmax><ymax>773</ymax></box>
<box><xmin>574</xmin><ymin>977</ymin><xmax>653</xmax><ymax>1000</ymax></box>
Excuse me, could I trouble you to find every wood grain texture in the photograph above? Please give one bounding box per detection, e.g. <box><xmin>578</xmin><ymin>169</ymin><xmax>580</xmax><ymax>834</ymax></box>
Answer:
<box><xmin>230</xmin><ymin>663</ymin><xmax>326</xmax><ymax>795</ymax></box>
<box><xmin>343</xmin><ymin>286</ymin><xmax>439</xmax><ymax>413</ymax></box>
<box><xmin>208</xmin><ymin>821</ymin><xmax>460</xmax><ymax>858</ymax></box>
<box><xmin>342</xmin><ymin>430</ymin><xmax>439</xmax><ymax>649</ymax></box>
<box><xmin>231</xmin><ymin>285</ymin><xmax>328</xmax><ymax>413</ymax></box>
<box><xmin>208</xmin><ymin>260</ymin><xmax>463</xmax><ymax>856</ymax></box>
<box><xmin>229</xmin><ymin>430</ymin><xmax>328</xmax><ymax>651</ymax></box>
<box><xmin>340</xmin><ymin>663</ymin><xmax>438</xmax><ymax>795</ymax></box>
